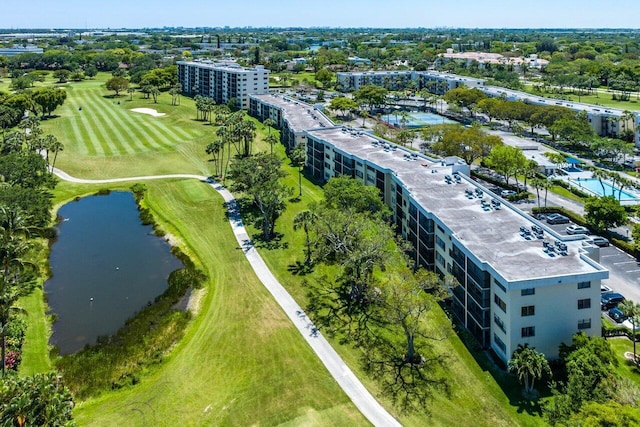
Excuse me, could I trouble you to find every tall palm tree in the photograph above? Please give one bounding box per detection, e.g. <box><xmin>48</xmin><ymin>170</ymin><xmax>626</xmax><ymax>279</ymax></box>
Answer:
<box><xmin>263</xmin><ymin>117</ymin><xmax>276</xmax><ymax>136</ymax></box>
<box><xmin>293</xmin><ymin>210</ymin><xmax>317</xmax><ymax>264</ymax></box>
<box><xmin>620</xmin><ymin>300</ymin><xmax>640</xmax><ymax>365</ymax></box>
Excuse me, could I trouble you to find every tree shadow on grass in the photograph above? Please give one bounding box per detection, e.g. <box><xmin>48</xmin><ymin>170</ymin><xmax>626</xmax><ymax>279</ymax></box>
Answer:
<box><xmin>287</xmin><ymin>260</ymin><xmax>314</xmax><ymax>276</ymax></box>
<box><xmin>252</xmin><ymin>231</ymin><xmax>288</xmax><ymax>250</ymax></box>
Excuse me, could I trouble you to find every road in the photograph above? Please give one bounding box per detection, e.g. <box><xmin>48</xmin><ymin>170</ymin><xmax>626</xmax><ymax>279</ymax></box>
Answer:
<box><xmin>52</xmin><ymin>168</ymin><xmax>401</xmax><ymax>427</ymax></box>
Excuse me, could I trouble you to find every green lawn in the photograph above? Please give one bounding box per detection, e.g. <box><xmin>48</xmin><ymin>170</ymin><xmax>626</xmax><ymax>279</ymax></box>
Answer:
<box><xmin>38</xmin><ymin>73</ymin><xmax>214</xmax><ymax>179</ymax></box>
<box><xmin>609</xmin><ymin>338</ymin><xmax>640</xmax><ymax>388</ymax></box>
<box><xmin>523</xmin><ymin>85</ymin><xmax>640</xmax><ymax>111</ymax></box>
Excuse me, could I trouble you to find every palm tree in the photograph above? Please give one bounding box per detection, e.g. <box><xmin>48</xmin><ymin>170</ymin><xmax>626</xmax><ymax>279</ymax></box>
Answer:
<box><xmin>49</xmin><ymin>138</ymin><xmax>64</xmax><ymax>174</ymax></box>
<box><xmin>620</xmin><ymin>300</ymin><xmax>640</xmax><ymax>365</ymax></box>
<box><xmin>359</xmin><ymin>110</ymin><xmax>368</xmax><ymax>127</ymax></box>
<box><xmin>290</xmin><ymin>144</ymin><xmax>306</xmax><ymax>196</ymax></box>
<box><xmin>265</xmin><ymin>133</ymin><xmax>278</xmax><ymax>155</ymax></box>
<box><xmin>263</xmin><ymin>117</ymin><xmax>276</xmax><ymax>137</ymax></box>
<box><xmin>127</xmin><ymin>87</ymin><xmax>135</xmax><ymax>101</ymax></box>
<box><xmin>205</xmin><ymin>140</ymin><xmax>224</xmax><ymax>177</ymax></box>
<box><xmin>592</xmin><ymin>168</ymin><xmax>608</xmax><ymax>196</ymax></box>
<box><xmin>508</xmin><ymin>343</ymin><xmax>551</xmax><ymax>397</ymax></box>
<box><xmin>531</xmin><ymin>178</ymin><xmax>544</xmax><ymax>210</ymax></box>
<box><xmin>293</xmin><ymin>210</ymin><xmax>317</xmax><ymax>264</ymax></box>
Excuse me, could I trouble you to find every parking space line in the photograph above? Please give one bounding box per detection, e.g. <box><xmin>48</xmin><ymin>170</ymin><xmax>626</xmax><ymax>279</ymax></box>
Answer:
<box><xmin>614</xmin><ymin>261</ymin><xmax>637</xmax><ymax>265</ymax></box>
<box><xmin>626</xmin><ymin>269</ymin><xmax>640</xmax><ymax>273</ymax></box>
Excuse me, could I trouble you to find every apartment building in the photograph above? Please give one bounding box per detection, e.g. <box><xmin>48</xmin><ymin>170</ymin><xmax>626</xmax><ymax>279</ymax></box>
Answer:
<box><xmin>249</xmin><ymin>94</ymin><xmax>333</xmax><ymax>151</ymax></box>
<box><xmin>305</xmin><ymin>126</ymin><xmax>608</xmax><ymax>364</ymax></box>
<box><xmin>177</xmin><ymin>59</ymin><xmax>269</xmax><ymax>110</ymax></box>
<box><xmin>336</xmin><ymin>70</ymin><xmax>640</xmax><ymax>145</ymax></box>
<box><xmin>249</xmin><ymin>93</ymin><xmax>609</xmax><ymax>364</ymax></box>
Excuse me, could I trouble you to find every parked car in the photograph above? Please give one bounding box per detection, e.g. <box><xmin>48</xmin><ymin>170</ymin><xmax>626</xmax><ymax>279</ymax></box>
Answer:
<box><xmin>601</xmin><ymin>284</ymin><xmax>612</xmax><ymax>293</ymax></box>
<box><xmin>585</xmin><ymin>235</ymin><xmax>609</xmax><ymax>247</ymax></box>
<box><xmin>501</xmin><ymin>190</ymin><xmax>517</xmax><ymax>198</ymax></box>
<box><xmin>608</xmin><ymin>307</ymin><xmax>628</xmax><ymax>323</ymax></box>
<box><xmin>546</xmin><ymin>213</ymin><xmax>570</xmax><ymax>224</ymax></box>
<box><xmin>601</xmin><ymin>292</ymin><xmax>625</xmax><ymax>310</ymax></box>
<box><xmin>566</xmin><ymin>225</ymin><xmax>589</xmax><ymax>235</ymax></box>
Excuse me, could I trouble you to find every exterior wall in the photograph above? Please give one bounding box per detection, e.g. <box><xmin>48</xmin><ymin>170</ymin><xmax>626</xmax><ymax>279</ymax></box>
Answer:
<box><xmin>177</xmin><ymin>61</ymin><xmax>269</xmax><ymax>110</ymax></box>
<box><xmin>492</xmin><ymin>278</ymin><xmax>601</xmax><ymax>361</ymax></box>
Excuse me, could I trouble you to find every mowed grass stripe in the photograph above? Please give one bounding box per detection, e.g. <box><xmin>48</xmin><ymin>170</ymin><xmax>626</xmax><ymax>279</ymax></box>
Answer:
<box><xmin>81</xmin><ymin>93</ymin><xmax>130</xmax><ymax>156</ymax></box>
<box><xmin>73</xmin><ymin>90</ymin><xmax>151</xmax><ymax>154</ymax></box>
<box><xmin>92</xmin><ymin>98</ymin><xmax>151</xmax><ymax>154</ymax></box>
<box><xmin>125</xmin><ymin>112</ymin><xmax>184</xmax><ymax>152</ymax></box>
<box><xmin>49</xmin><ymin>87</ymin><xmax>95</xmax><ymax>155</ymax></box>
<box><xmin>76</xmin><ymin>94</ymin><xmax>118</xmax><ymax>156</ymax></box>
<box><xmin>115</xmin><ymin>108</ymin><xmax>173</xmax><ymax>152</ymax></box>
<box><xmin>71</xmin><ymin>89</ymin><xmax>114</xmax><ymax>156</ymax></box>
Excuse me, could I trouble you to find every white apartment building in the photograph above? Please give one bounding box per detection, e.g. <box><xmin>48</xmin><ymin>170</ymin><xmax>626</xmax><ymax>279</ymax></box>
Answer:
<box><xmin>177</xmin><ymin>59</ymin><xmax>269</xmax><ymax>110</ymax></box>
<box><xmin>336</xmin><ymin>70</ymin><xmax>640</xmax><ymax>145</ymax></box>
<box><xmin>249</xmin><ymin>94</ymin><xmax>333</xmax><ymax>151</ymax></box>
<box><xmin>249</xmin><ymin>94</ymin><xmax>609</xmax><ymax>364</ymax></box>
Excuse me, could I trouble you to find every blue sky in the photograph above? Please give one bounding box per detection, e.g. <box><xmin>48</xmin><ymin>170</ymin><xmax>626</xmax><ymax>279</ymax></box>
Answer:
<box><xmin>3</xmin><ymin>0</ymin><xmax>640</xmax><ymax>29</ymax></box>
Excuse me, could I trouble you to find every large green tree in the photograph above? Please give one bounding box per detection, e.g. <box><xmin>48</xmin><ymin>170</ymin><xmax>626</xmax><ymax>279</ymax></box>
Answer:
<box><xmin>584</xmin><ymin>196</ymin><xmax>627</xmax><ymax>233</ymax></box>
<box><xmin>105</xmin><ymin>76</ymin><xmax>129</xmax><ymax>97</ymax></box>
<box><xmin>227</xmin><ymin>152</ymin><xmax>290</xmax><ymax>240</ymax></box>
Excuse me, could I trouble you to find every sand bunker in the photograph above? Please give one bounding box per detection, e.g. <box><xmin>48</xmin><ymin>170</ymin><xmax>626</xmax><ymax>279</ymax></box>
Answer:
<box><xmin>130</xmin><ymin>108</ymin><xmax>166</xmax><ymax>117</ymax></box>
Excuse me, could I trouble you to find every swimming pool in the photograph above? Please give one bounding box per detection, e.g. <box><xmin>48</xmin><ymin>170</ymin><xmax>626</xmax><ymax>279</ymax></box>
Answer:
<box><xmin>573</xmin><ymin>178</ymin><xmax>639</xmax><ymax>201</ymax></box>
<box><xmin>384</xmin><ymin>112</ymin><xmax>457</xmax><ymax>128</ymax></box>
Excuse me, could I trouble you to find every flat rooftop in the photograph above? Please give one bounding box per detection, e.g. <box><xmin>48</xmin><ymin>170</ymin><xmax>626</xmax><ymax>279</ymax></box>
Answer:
<box><xmin>482</xmin><ymin>86</ymin><xmax>630</xmax><ymax>118</ymax></box>
<box><xmin>306</xmin><ymin>126</ymin><xmax>608</xmax><ymax>285</ymax></box>
<box><xmin>177</xmin><ymin>60</ymin><xmax>266</xmax><ymax>73</ymax></box>
<box><xmin>252</xmin><ymin>94</ymin><xmax>334</xmax><ymax>133</ymax></box>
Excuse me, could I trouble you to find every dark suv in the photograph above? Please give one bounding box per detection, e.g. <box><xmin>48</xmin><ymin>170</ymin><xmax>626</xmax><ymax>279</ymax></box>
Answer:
<box><xmin>601</xmin><ymin>292</ymin><xmax>625</xmax><ymax>310</ymax></box>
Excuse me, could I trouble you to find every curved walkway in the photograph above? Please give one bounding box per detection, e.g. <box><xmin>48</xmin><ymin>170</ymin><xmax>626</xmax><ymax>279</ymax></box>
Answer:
<box><xmin>52</xmin><ymin>169</ymin><xmax>401</xmax><ymax>427</ymax></box>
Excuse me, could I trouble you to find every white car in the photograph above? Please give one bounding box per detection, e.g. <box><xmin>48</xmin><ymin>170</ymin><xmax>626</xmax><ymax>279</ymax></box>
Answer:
<box><xmin>585</xmin><ymin>235</ymin><xmax>610</xmax><ymax>247</ymax></box>
<box><xmin>566</xmin><ymin>225</ymin><xmax>589</xmax><ymax>235</ymax></box>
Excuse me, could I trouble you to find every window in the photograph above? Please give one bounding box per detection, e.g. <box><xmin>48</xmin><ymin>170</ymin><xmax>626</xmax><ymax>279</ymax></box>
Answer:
<box><xmin>521</xmin><ymin>288</ymin><xmax>535</xmax><ymax>296</ymax></box>
<box><xmin>436</xmin><ymin>252</ymin><xmax>445</xmax><ymax>266</ymax></box>
<box><xmin>578</xmin><ymin>281</ymin><xmax>591</xmax><ymax>289</ymax></box>
<box><xmin>578</xmin><ymin>319</ymin><xmax>592</xmax><ymax>330</ymax></box>
<box><xmin>494</xmin><ymin>294</ymin><xmax>506</xmax><ymax>313</ymax></box>
<box><xmin>578</xmin><ymin>298</ymin><xmax>591</xmax><ymax>310</ymax></box>
<box><xmin>436</xmin><ymin>236</ymin><xmax>445</xmax><ymax>250</ymax></box>
<box><xmin>494</xmin><ymin>279</ymin><xmax>506</xmax><ymax>294</ymax></box>
<box><xmin>521</xmin><ymin>326</ymin><xmax>535</xmax><ymax>338</ymax></box>
<box><xmin>521</xmin><ymin>305</ymin><xmax>535</xmax><ymax>316</ymax></box>
<box><xmin>494</xmin><ymin>315</ymin><xmax>506</xmax><ymax>333</ymax></box>
<box><xmin>494</xmin><ymin>334</ymin><xmax>506</xmax><ymax>354</ymax></box>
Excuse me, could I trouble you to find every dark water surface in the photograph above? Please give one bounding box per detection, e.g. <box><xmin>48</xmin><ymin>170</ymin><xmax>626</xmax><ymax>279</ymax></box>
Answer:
<box><xmin>46</xmin><ymin>191</ymin><xmax>183</xmax><ymax>354</ymax></box>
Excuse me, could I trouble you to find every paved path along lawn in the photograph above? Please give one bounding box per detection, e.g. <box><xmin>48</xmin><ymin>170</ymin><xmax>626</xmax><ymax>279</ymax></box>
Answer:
<box><xmin>52</xmin><ymin>168</ymin><xmax>401</xmax><ymax>427</ymax></box>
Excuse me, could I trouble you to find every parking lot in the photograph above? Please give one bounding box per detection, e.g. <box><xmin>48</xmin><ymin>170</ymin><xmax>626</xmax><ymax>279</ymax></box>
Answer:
<box><xmin>598</xmin><ymin>245</ymin><xmax>640</xmax><ymax>303</ymax></box>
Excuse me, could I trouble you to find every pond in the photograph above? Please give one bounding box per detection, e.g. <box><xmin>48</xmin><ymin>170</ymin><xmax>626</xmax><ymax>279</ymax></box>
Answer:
<box><xmin>45</xmin><ymin>191</ymin><xmax>183</xmax><ymax>354</ymax></box>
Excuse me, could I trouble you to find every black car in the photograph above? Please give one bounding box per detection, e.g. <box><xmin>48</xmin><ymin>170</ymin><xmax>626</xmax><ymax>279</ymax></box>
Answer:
<box><xmin>601</xmin><ymin>292</ymin><xmax>625</xmax><ymax>310</ymax></box>
<box><xmin>608</xmin><ymin>307</ymin><xmax>628</xmax><ymax>323</ymax></box>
